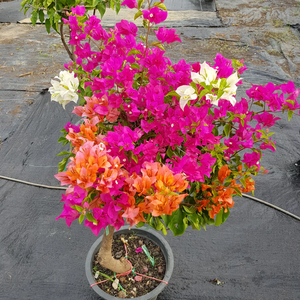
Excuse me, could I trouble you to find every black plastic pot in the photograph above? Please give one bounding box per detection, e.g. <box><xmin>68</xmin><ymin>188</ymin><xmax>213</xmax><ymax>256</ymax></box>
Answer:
<box><xmin>85</xmin><ymin>225</ymin><xmax>174</xmax><ymax>300</ymax></box>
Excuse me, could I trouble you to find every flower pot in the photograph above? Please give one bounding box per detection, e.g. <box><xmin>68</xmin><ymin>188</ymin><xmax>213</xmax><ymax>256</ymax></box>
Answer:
<box><xmin>85</xmin><ymin>225</ymin><xmax>174</xmax><ymax>300</ymax></box>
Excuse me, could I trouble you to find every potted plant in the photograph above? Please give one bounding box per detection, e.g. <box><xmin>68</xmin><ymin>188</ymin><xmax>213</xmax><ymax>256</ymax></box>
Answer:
<box><xmin>51</xmin><ymin>0</ymin><xmax>300</xmax><ymax>298</ymax></box>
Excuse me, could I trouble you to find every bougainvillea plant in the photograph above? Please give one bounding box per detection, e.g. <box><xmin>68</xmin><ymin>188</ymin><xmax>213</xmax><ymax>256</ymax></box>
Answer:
<box><xmin>21</xmin><ymin>0</ymin><xmax>122</xmax><ymax>61</ymax></box>
<box><xmin>51</xmin><ymin>0</ymin><xmax>300</xmax><ymax>274</ymax></box>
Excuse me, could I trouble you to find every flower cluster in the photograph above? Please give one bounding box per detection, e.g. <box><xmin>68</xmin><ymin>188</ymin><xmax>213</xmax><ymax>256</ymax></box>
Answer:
<box><xmin>53</xmin><ymin>3</ymin><xmax>300</xmax><ymax>236</ymax></box>
<box><xmin>49</xmin><ymin>71</ymin><xmax>79</xmax><ymax>108</ymax></box>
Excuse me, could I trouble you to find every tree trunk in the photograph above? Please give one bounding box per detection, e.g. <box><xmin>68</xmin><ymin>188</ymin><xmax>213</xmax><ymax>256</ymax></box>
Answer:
<box><xmin>97</xmin><ymin>225</ymin><xmax>131</xmax><ymax>274</ymax></box>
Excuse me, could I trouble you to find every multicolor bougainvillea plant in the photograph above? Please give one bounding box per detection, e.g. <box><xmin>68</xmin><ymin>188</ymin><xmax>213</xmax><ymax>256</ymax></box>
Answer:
<box><xmin>52</xmin><ymin>0</ymin><xmax>300</xmax><ymax>267</ymax></box>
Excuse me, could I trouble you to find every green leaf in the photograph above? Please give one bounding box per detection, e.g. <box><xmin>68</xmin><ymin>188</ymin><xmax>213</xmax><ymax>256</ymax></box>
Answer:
<box><xmin>58</xmin><ymin>156</ymin><xmax>69</xmax><ymax>172</ymax></box>
<box><xmin>166</xmin><ymin>91</ymin><xmax>179</xmax><ymax>98</ymax></box>
<box><xmin>223</xmin><ymin>208</ymin><xmax>230</xmax><ymax>223</ymax></box>
<box><xmin>151</xmin><ymin>217</ymin><xmax>167</xmax><ymax>235</ymax></box>
<box><xmin>190</xmin><ymin>81</ymin><xmax>198</xmax><ymax>92</ymax></box>
<box><xmin>253</xmin><ymin>101</ymin><xmax>264</xmax><ymax>108</ymax></box>
<box><xmin>151</xmin><ymin>41</ymin><xmax>165</xmax><ymax>51</ymax></box>
<box><xmin>24</xmin><ymin>6</ymin><xmax>30</xmax><ymax>14</ymax></box>
<box><xmin>136</xmin><ymin>221</ymin><xmax>145</xmax><ymax>228</ymax></box>
<box><xmin>198</xmin><ymin>88</ymin><xmax>209</xmax><ymax>100</ymax></box>
<box><xmin>166</xmin><ymin>147</ymin><xmax>174</xmax><ymax>159</ymax></box>
<box><xmin>153</xmin><ymin>2</ymin><xmax>167</xmax><ymax>10</ymax></box>
<box><xmin>45</xmin><ymin>18</ymin><xmax>51</xmax><ymax>33</ymax></box>
<box><xmin>115</xmin><ymin>2</ymin><xmax>121</xmax><ymax>14</ymax></box>
<box><xmin>132</xmin><ymin>155</ymin><xmax>138</xmax><ymax>164</ymax></box>
<box><xmin>97</xmin><ymin>3</ymin><xmax>106</xmax><ymax>18</ymax></box>
<box><xmin>168</xmin><ymin>209</ymin><xmax>188</xmax><ymax>236</ymax></box>
<box><xmin>182</xmin><ymin>205</ymin><xmax>196</xmax><ymax>214</ymax></box>
<box><xmin>212</xmin><ymin>127</ymin><xmax>219</xmax><ymax>136</ymax></box>
<box><xmin>224</xmin><ymin>123</ymin><xmax>231</xmax><ymax>137</ymax></box>
<box><xmin>134</xmin><ymin>10</ymin><xmax>143</xmax><ymax>20</ymax></box>
<box><xmin>137</xmin><ymin>0</ymin><xmax>146</xmax><ymax>9</ymax></box>
<box><xmin>86</xmin><ymin>212</ymin><xmax>97</xmax><ymax>224</ymax></box>
<box><xmin>288</xmin><ymin>110</ymin><xmax>294</xmax><ymax>121</ymax></box>
<box><xmin>58</xmin><ymin>136</ymin><xmax>67</xmax><ymax>143</ymax></box>
<box><xmin>56</xmin><ymin>151</ymin><xmax>70</xmax><ymax>157</ymax></box>
<box><xmin>20</xmin><ymin>0</ymin><xmax>27</xmax><ymax>10</ymax></box>
<box><xmin>31</xmin><ymin>11</ymin><xmax>38</xmax><ymax>26</ymax></box>
<box><xmin>130</xmin><ymin>63</ymin><xmax>140</xmax><ymax>69</ymax></box>
<box><xmin>161</xmin><ymin>214</ymin><xmax>172</xmax><ymax>227</ymax></box>
<box><xmin>39</xmin><ymin>10</ymin><xmax>45</xmax><ymax>23</ymax></box>
<box><xmin>110</xmin><ymin>0</ymin><xmax>114</xmax><ymax>9</ymax></box>
<box><xmin>215</xmin><ymin>208</ymin><xmax>223</xmax><ymax>226</ymax></box>
<box><xmin>127</xmin><ymin>49</ymin><xmax>142</xmax><ymax>56</ymax></box>
<box><xmin>240</xmin><ymin>177</ymin><xmax>246</xmax><ymax>188</ymax></box>
<box><xmin>79</xmin><ymin>214</ymin><xmax>85</xmax><ymax>224</ymax></box>
<box><xmin>73</xmin><ymin>205</ymin><xmax>83</xmax><ymax>212</ymax></box>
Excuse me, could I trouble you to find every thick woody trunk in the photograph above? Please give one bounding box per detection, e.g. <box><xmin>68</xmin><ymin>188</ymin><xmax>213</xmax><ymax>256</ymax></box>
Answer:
<box><xmin>97</xmin><ymin>225</ymin><xmax>131</xmax><ymax>274</ymax></box>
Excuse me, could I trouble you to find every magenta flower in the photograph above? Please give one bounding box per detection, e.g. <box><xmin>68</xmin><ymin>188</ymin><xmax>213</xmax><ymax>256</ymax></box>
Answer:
<box><xmin>242</xmin><ymin>152</ymin><xmax>261</xmax><ymax>169</ymax></box>
<box><xmin>116</xmin><ymin>20</ymin><xmax>138</xmax><ymax>36</ymax></box>
<box><xmin>143</xmin><ymin>7</ymin><xmax>168</xmax><ymax>24</ymax></box>
<box><xmin>71</xmin><ymin>5</ymin><xmax>85</xmax><ymax>16</ymax></box>
<box><xmin>64</xmin><ymin>122</ymin><xmax>80</xmax><ymax>133</ymax></box>
<box><xmin>121</xmin><ymin>0</ymin><xmax>137</xmax><ymax>9</ymax></box>
<box><xmin>253</xmin><ymin>112</ymin><xmax>281</xmax><ymax>127</ymax></box>
<box><xmin>135</xmin><ymin>247</ymin><xmax>143</xmax><ymax>253</ymax></box>
<box><xmin>155</xmin><ymin>27</ymin><xmax>181</xmax><ymax>44</ymax></box>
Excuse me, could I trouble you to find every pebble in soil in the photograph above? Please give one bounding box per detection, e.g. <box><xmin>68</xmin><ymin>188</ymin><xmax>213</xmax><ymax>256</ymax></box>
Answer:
<box><xmin>93</xmin><ymin>232</ymin><xmax>166</xmax><ymax>298</ymax></box>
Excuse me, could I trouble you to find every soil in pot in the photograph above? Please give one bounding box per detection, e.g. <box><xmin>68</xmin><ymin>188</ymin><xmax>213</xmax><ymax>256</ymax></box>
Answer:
<box><xmin>92</xmin><ymin>232</ymin><xmax>166</xmax><ymax>298</ymax></box>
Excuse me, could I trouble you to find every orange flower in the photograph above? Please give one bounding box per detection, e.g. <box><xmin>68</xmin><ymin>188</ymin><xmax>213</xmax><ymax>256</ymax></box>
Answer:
<box><xmin>215</xmin><ymin>187</ymin><xmax>235</xmax><ymax>207</ymax></box>
<box><xmin>209</xmin><ymin>204</ymin><xmax>222</xmax><ymax>219</ymax></box>
<box><xmin>133</xmin><ymin>175</ymin><xmax>152</xmax><ymax>196</ymax></box>
<box><xmin>242</xmin><ymin>177</ymin><xmax>255</xmax><ymax>193</ymax></box>
<box><xmin>196</xmin><ymin>199</ymin><xmax>210</xmax><ymax>212</ymax></box>
<box><xmin>230</xmin><ymin>179</ymin><xmax>242</xmax><ymax>192</ymax></box>
<box><xmin>218</xmin><ymin>165</ymin><xmax>232</xmax><ymax>183</ymax></box>
<box><xmin>147</xmin><ymin>193</ymin><xmax>187</xmax><ymax>217</ymax></box>
<box><xmin>201</xmin><ymin>184</ymin><xmax>211</xmax><ymax>191</ymax></box>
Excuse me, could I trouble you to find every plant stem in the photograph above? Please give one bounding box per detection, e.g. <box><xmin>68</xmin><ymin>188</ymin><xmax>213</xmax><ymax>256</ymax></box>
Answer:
<box><xmin>60</xmin><ymin>22</ymin><xmax>75</xmax><ymax>61</ymax></box>
<box><xmin>97</xmin><ymin>225</ymin><xmax>131</xmax><ymax>274</ymax></box>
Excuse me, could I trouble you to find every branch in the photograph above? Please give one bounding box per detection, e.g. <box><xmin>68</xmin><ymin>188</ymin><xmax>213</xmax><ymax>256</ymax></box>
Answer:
<box><xmin>60</xmin><ymin>22</ymin><xmax>74</xmax><ymax>61</ymax></box>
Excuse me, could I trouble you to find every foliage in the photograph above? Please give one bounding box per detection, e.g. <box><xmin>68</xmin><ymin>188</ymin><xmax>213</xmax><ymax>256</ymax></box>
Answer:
<box><xmin>21</xmin><ymin>0</ymin><xmax>121</xmax><ymax>33</ymax></box>
<box><xmin>51</xmin><ymin>0</ymin><xmax>300</xmax><ymax>237</ymax></box>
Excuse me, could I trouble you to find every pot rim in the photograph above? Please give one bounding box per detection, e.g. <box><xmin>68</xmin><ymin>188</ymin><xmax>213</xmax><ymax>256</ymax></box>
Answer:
<box><xmin>85</xmin><ymin>225</ymin><xmax>174</xmax><ymax>300</ymax></box>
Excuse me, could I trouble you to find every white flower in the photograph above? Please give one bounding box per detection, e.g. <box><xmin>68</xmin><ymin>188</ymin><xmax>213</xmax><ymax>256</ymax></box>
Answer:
<box><xmin>176</xmin><ymin>85</ymin><xmax>197</xmax><ymax>110</ymax></box>
<box><xmin>49</xmin><ymin>71</ymin><xmax>79</xmax><ymax>109</ymax></box>
<box><xmin>221</xmin><ymin>92</ymin><xmax>237</xmax><ymax>106</ymax></box>
<box><xmin>206</xmin><ymin>93</ymin><xmax>219</xmax><ymax>106</ymax></box>
<box><xmin>224</xmin><ymin>72</ymin><xmax>240</xmax><ymax>95</ymax></box>
<box><xmin>191</xmin><ymin>62</ymin><xmax>217</xmax><ymax>86</ymax></box>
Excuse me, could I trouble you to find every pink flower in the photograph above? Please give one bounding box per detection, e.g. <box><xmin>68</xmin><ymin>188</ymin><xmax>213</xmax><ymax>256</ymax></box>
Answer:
<box><xmin>155</xmin><ymin>27</ymin><xmax>181</xmax><ymax>44</ymax></box>
<box><xmin>121</xmin><ymin>0</ymin><xmax>137</xmax><ymax>9</ymax></box>
<box><xmin>253</xmin><ymin>112</ymin><xmax>280</xmax><ymax>127</ymax></box>
<box><xmin>143</xmin><ymin>7</ymin><xmax>168</xmax><ymax>24</ymax></box>
<box><xmin>71</xmin><ymin>5</ymin><xmax>85</xmax><ymax>16</ymax></box>
<box><xmin>116</xmin><ymin>20</ymin><xmax>138</xmax><ymax>36</ymax></box>
<box><xmin>135</xmin><ymin>247</ymin><xmax>143</xmax><ymax>253</ymax></box>
<box><xmin>260</xmin><ymin>141</ymin><xmax>276</xmax><ymax>152</ymax></box>
<box><xmin>242</xmin><ymin>152</ymin><xmax>261</xmax><ymax>169</ymax></box>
